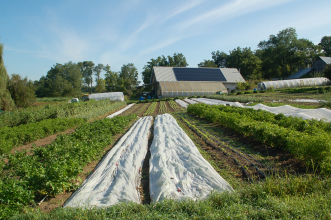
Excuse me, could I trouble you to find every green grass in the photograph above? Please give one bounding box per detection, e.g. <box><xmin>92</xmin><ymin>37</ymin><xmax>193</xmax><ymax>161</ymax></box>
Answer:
<box><xmin>36</xmin><ymin>97</ymin><xmax>72</xmax><ymax>102</ymax></box>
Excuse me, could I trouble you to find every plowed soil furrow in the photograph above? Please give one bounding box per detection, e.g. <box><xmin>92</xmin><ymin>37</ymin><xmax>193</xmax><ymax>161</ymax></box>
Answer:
<box><xmin>165</xmin><ymin>101</ymin><xmax>175</xmax><ymax>113</ymax></box>
<box><xmin>139</xmin><ymin>119</ymin><xmax>154</xmax><ymax>204</ymax></box>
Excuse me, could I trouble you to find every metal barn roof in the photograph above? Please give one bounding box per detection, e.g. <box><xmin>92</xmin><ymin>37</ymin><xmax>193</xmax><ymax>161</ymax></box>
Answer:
<box><xmin>286</xmin><ymin>68</ymin><xmax>311</xmax><ymax>79</ymax></box>
<box><xmin>151</xmin><ymin>67</ymin><xmax>245</xmax><ymax>83</ymax></box>
<box><xmin>219</xmin><ymin>68</ymin><xmax>245</xmax><ymax>83</ymax></box>
<box><xmin>320</xmin><ymin>56</ymin><xmax>331</xmax><ymax>65</ymax></box>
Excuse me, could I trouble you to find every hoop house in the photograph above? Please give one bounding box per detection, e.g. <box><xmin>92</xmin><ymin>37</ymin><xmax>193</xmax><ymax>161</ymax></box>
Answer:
<box><xmin>258</xmin><ymin>77</ymin><xmax>330</xmax><ymax>90</ymax></box>
<box><xmin>88</xmin><ymin>92</ymin><xmax>124</xmax><ymax>101</ymax></box>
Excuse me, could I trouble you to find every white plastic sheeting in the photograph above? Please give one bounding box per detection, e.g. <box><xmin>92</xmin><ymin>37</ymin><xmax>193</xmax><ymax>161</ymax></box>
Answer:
<box><xmin>107</xmin><ymin>104</ymin><xmax>135</xmax><ymax>119</ymax></box>
<box><xmin>175</xmin><ymin>99</ymin><xmax>189</xmax><ymax>108</ymax></box>
<box><xmin>184</xmin><ymin>98</ymin><xmax>198</xmax><ymax>104</ymax></box>
<box><xmin>289</xmin><ymin>99</ymin><xmax>327</xmax><ymax>103</ymax></box>
<box><xmin>149</xmin><ymin>114</ymin><xmax>233</xmax><ymax>202</ymax></box>
<box><xmin>191</xmin><ymin>98</ymin><xmax>243</xmax><ymax>107</ymax></box>
<box><xmin>258</xmin><ymin>77</ymin><xmax>330</xmax><ymax>90</ymax></box>
<box><xmin>193</xmin><ymin>98</ymin><xmax>331</xmax><ymax>122</ymax></box>
<box><xmin>89</xmin><ymin>92</ymin><xmax>125</xmax><ymax>101</ymax></box>
<box><xmin>64</xmin><ymin>116</ymin><xmax>153</xmax><ymax>208</ymax></box>
<box><xmin>246</xmin><ymin>104</ymin><xmax>331</xmax><ymax>122</ymax></box>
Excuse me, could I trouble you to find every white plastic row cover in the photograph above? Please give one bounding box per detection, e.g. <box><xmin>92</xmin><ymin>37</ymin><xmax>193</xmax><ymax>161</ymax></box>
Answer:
<box><xmin>107</xmin><ymin>103</ymin><xmax>135</xmax><ymax>119</ymax></box>
<box><xmin>192</xmin><ymin>98</ymin><xmax>331</xmax><ymax>122</ymax></box>
<box><xmin>175</xmin><ymin>99</ymin><xmax>189</xmax><ymax>108</ymax></box>
<box><xmin>64</xmin><ymin>116</ymin><xmax>153</xmax><ymax>208</ymax></box>
<box><xmin>149</xmin><ymin>114</ymin><xmax>233</xmax><ymax>202</ymax></box>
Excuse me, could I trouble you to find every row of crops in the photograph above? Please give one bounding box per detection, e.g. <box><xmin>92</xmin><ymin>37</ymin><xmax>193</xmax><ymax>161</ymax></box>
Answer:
<box><xmin>0</xmin><ymin>114</ymin><xmax>137</xmax><ymax>219</ymax></box>
<box><xmin>187</xmin><ymin>103</ymin><xmax>331</xmax><ymax>173</ymax></box>
<box><xmin>0</xmin><ymin>100</ymin><xmax>126</xmax><ymax>127</ymax></box>
<box><xmin>0</xmin><ymin>118</ymin><xmax>84</xmax><ymax>154</ymax></box>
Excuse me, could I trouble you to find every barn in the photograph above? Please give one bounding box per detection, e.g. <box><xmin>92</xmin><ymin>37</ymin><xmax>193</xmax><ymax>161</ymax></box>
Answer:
<box><xmin>149</xmin><ymin>67</ymin><xmax>245</xmax><ymax>98</ymax></box>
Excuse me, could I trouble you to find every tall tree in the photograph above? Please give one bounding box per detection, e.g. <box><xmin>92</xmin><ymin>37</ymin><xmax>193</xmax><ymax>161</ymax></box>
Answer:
<box><xmin>93</xmin><ymin>64</ymin><xmax>104</xmax><ymax>82</ymax></box>
<box><xmin>257</xmin><ymin>27</ymin><xmax>323</xmax><ymax>78</ymax></box>
<box><xmin>7</xmin><ymin>74</ymin><xmax>36</xmax><ymax>108</ymax></box>
<box><xmin>141</xmin><ymin>53</ymin><xmax>188</xmax><ymax>85</ymax></box>
<box><xmin>319</xmin><ymin>36</ymin><xmax>331</xmax><ymax>56</ymax></box>
<box><xmin>78</xmin><ymin>61</ymin><xmax>95</xmax><ymax>94</ymax></box>
<box><xmin>211</xmin><ymin>50</ymin><xmax>228</xmax><ymax>67</ymax></box>
<box><xmin>36</xmin><ymin>62</ymin><xmax>82</xmax><ymax>97</ymax></box>
<box><xmin>227</xmin><ymin>47</ymin><xmax>262</xmax><ymax>79</ymax></box>
<box><xmin>0</xmin><ymin>41</ymin><xmax>15</xmax><ymax>110</ymax></box>
<box><xmin>95</xmin><ymin>78</ymin><xmax>106</xmax><ymax>93</ymax></box>
<box><xmin>119</xmin><ymin>63</ymin><xmax>139</xmax><ymax>88</ymax></box>
<box><xmin>198</xmin><ymin>60</ymin><xmax>218</xmax><ymax>68</ymax></box>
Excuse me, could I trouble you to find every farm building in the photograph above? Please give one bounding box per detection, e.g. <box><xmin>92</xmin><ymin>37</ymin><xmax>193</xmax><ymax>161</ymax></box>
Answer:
<box><xmin>286</xmin><ymin>68</ymin><xmax>311</xmax><ymax>79</ymax></box>
<box><xmin>149</xmin><ymin>67</ymin><xmax>245</xmax><ymax>97</ymax></box>
<box><xmin>311</xmin><ymin>56</ymin><xmax>331</xmax><ymax>74</ymax></box>
<box><xmin>258</xmin><ymin>77</ymin><xmax>330</xmax><ymax>90</ymax></box>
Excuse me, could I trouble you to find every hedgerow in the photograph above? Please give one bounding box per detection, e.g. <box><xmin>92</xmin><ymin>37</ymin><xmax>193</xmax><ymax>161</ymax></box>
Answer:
<box><xmin>187</xmin><ymin>103</ymin><xmax>331</xmax><ymax>173</ymax></box>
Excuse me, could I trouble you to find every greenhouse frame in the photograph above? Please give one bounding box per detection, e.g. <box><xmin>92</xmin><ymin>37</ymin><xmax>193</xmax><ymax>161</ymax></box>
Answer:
<box><xmin>85</xmin><ymin>92</ymin><xmax>124</xmax><ymax>101</ymax></box>
<box><xmin>258</xmin><ymin>77</ymin><xmax>330</xmax><ymax>90</ymax></box>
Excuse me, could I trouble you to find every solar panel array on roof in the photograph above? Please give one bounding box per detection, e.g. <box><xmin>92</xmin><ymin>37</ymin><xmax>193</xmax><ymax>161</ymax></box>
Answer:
<box><xmin>173</xmin><ymin>68</ymin><xmax>226</xmax><ymax>81</ymax></box>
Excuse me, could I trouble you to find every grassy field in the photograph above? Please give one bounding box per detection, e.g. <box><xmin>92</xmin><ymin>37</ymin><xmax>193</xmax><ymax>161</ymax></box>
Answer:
<box><xmin>3</xmin><ymin>97</ymin><xmax>331</xmax><ymax>219</ymax></box>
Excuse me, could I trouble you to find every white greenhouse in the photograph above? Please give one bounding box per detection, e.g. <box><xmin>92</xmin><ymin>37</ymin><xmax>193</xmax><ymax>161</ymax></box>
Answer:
<box><xmin>258</xmin><ymin>77</ymin><xmax>330</xmax><ymax>90</ymax></box>
<box><xmin>83</xmin><ymin>92</ymin><xmax>124</xmax><ymax>101</ymax></box>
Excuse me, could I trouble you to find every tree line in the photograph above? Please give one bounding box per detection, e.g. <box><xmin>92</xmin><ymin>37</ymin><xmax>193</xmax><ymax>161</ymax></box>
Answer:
<box><xmin>198</xmin><ymin>28</ymin><xmax>330</xmax><ymax>80</ymax></box>
<box><xmin>1</xmin><ymin>27</ymin><xmax>330</xmax><ymax>110</ymax></box>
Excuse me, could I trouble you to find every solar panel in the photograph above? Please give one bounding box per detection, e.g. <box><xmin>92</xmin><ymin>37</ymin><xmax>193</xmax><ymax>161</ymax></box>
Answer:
<box><xmin>173</xmin><ymin>68</ymin><xmax>226</xmax><ymax>81</ymax></box>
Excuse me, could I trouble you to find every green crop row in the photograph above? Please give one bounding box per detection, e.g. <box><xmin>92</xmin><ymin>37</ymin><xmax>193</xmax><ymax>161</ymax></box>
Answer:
<box><xmin>168</xmin><ymin>100</ymin><xmax>185</xmax><ymax>112</ymax></box>
<box><xmin>0</xmin><ymin>100</ymin><xmax>126</xmax><ymax>128</ymax></box>
<box><xmin>0</xmin><ymin>118</ymin><xmax>85</xmax><ymax>154</ymax></box>
<box><xmin>158</xmin><ymin>101</ymin><xmax>167</xmax><ymax>113</ymax></box>
<box><xmin>0</xmin><ymin>114</ymin><xmax>137</xmax><ymax>219</ymax></box>
<box><xmin>203</xmin><ymin>104</ymin><xmax>331</xmax><ymax>135</ymax></box>
<box><xmin>187</xmin><ymin>103</ymin><xmax>331</xmax><ymax>173</ymax></box>
<box><xmin>143</xmin><ymin>102</ymin><xmax>157</xmax><ymax>116</ymax></box>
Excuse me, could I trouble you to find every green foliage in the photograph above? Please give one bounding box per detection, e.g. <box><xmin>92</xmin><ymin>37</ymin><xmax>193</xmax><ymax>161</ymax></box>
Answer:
<box><xmin>0</xmin><ymin>118</ymin><xmax>84</xmax><ymax>154</ymax></box>
<box><xmin>95</xmin><ymin>79</ymin><xmax>106</xmax><ymax>93</ymax></box>
<box><xmin>227</xmin><ymin>47</ymin><xmax>262</xmax><ymax>79</ymax></box>
<box><xmin>188</xmin><ymin>103</ymin><xmax>331</xmax><ymax>173</ymax></box>
<box><xmin>197</xmin><ymin>60</ymin><xmax>218</xmax><ymax>68</ymax></box>
<box><xmin>141</xmin><ymin>53</ymin><xmax>188</xmax><ymax>85</ymax></box>
<box><xmin>168</xmin><ymin>100</ymin><xmax>185</xmax><ymax>112</ymax></box>
<box><xmin>0</xmin><ymin>99</ymin><xmax>126</xmax><ymax>127</ymax></box>
<box><xmin>12</xmin><ymin>175</ymin><xmax>331</xmax><ymax>219</ymax></box>
<box><xmin>35</xmin><ymin>62</ymin><xmax>83</xmax><ymax>97</ymax></box>
<box><xmin>319</xmin><ymin>36</ymin><xmax>331</xmax><ymax>56</ymax></box>
<box><xmin>257</xmin><ymin>28</ymin><xmax>323</xmax><ymax>78</ymax></box>
<box><xmin>158</xmin><ymin>101</ymin><xmax>167</xmax><ymax>113</ymax></box>
<box><xmin>143</xmin><ymin>102</ymin><xmax>157</xmax><ymax>115</ymax></box>
<box><xmin>7</xmin><ymin>74</ymin><xmax>36</xmax><ymax>108</ymax></box>
<box><xmin>0</xmin><ymin>114</ymin><xmax>136</xmax><ymax>219</ymax></box>
<box><xmin>0</xmin><ymin>41</ymin><xmax>15</xmax><ymax>111</ymax></box>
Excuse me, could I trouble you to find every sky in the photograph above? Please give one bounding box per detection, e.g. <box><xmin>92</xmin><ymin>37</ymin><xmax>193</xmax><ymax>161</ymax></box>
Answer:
<box><xmin>1</xmin><ymin>0</ymin><xmax>331</xmax><ymax>85</ymax></box>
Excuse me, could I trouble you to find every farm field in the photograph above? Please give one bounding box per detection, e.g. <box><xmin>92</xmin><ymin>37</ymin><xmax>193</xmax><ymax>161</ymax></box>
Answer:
<box><xmin>2</xmin><ymin>98</ymin><xmax>331</xmax><ymax>219</ymax></box>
